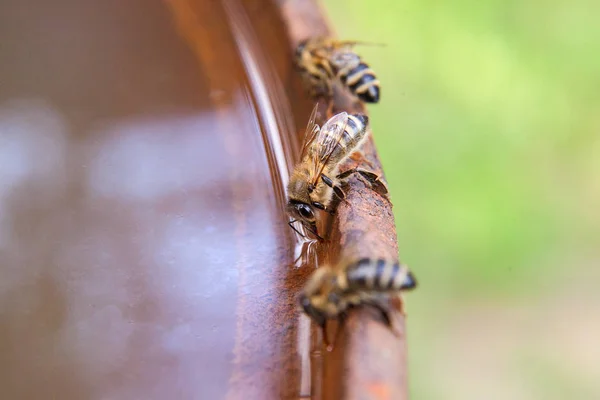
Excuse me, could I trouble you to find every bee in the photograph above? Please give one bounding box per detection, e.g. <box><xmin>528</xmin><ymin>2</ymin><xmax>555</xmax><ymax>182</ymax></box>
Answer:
<box><xmin>299</xmin><ymin>258</ymin><xmax>417</xmax><ymax>348</ymax></box>
<box><xmin>286</xmin><ymin>105</ymin><xmax>387</xmax><ymax>240</ymax></box>
<box><xmin>295</xmin><ymin>37</ymin><xmax>381</xmax><ymax>104</ymax></box>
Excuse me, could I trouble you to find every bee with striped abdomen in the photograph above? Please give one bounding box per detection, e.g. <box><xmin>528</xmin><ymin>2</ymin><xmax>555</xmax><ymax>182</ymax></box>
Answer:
<box><xmin>287</xmin><ymin>105</ymin><xmax>387</xmax><ymax>240</ymax></box>
<box><xmin>299</xmin><ymin>258</ymin><xmax>417</xmax><ymax>347</ymax></box>
<box><xmin>295</xmin><ymin>37</ymin><xmax>381</xmax><ymax>104</ymax></box>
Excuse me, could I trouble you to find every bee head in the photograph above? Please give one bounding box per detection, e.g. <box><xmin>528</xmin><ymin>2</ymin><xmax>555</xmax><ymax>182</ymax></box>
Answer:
<box><xmin>299</xmin><ymin>293</ymin><xmax>326</xmax><ymax>328</ymax></box>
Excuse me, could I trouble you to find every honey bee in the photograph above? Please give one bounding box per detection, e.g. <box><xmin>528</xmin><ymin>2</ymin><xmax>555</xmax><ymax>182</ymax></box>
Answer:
<box><xmin>295</xmin><ymin>37</ymin><xmax>381</xmax><ymax>104</ymax></box>
<box><xmin>299</xmin><ymin>258</ymin><xmax>417</xmax><ymax>347</ymax></box>
<box><xmin>287</xmin><ymin>105</ymin><xmax>387</xmax><ymax>240</ymax></box>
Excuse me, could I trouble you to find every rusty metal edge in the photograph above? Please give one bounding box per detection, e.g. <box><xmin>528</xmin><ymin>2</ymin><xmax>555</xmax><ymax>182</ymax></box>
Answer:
<box><xmin>273</xmin><ymin>1</ymin><xmax>410</xmax><ymax>399</ymax></box>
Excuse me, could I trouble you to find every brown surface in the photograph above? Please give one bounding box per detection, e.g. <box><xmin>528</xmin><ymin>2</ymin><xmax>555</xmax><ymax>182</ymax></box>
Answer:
<box><xmin>0</xmin><ymin>0</ymin><xmax>408</xmax><ymax>399</ymax></box>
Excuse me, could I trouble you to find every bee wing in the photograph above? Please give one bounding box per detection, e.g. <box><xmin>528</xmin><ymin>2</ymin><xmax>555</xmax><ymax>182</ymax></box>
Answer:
<box><xmin>310</xmin><ymin>112</ymin><xmax>349</xmax><ymax>186</ymax></box>
<box><xmin>334</xmin><ymin>40</ymin><xmax>387</xmax><ymax>49</ymax></box>
<box><xmin>300</xmin><ymin>103</ymin><xmax>320</xmax><ymax>160</ymax></box>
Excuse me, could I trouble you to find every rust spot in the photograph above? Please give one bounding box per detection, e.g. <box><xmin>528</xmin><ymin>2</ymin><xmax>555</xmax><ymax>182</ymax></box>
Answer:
<box><xmin>367</xmin><ymin>382</ymin><xmax>391</xmax><ymax>400</ymax></box>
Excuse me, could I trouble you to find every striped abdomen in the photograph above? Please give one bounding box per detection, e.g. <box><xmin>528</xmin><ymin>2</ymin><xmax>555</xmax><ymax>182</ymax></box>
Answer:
<box><xmin>316</xmin><ymin>113</ymin><xmax>369</xmax><ymax>166</ymax></box>
<box><xmin>332</xmin><ymin>52</ymin><xmax>380</xmax><ymax>103</ymax></box>
<box><xmin>344</xmin><ymin>258</ymin><xmax>417</xmax><ymax>292</ymax></box>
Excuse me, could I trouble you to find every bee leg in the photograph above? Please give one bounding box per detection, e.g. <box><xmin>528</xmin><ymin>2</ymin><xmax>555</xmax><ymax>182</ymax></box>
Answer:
<box><xmin>394</xmin><ymin>294</ymin><xmax>407</xmax><ymax>316</ymax></box>
<box><xmin>320</xmin><ymin>321</ymin><xmax>331</xmax><ymax>350</ymax></box>
<box><xmin>311</xmin><ymin>227</ymin><xmax>326</xmax><ymax>242</ymax></box>
<box><xmin>336</xmin><ymin>167</ymin><xmax>359</xmax><ymax>180</ymax></box>
<box><xmin>331</xmin><ymin>185</ymin><xmax>348</xmax><ymax>203</ymax></box>
<box><xmin>364</xmin><ymin>300</ymin><xmax>401</xmax><ymax>338</ymax></box>
<box><xmin>337</xmin><ymin>168</ymin><xmax>389</xmax><ymax>196</ymax></box>
<box><xmin>311</xmin><ymin>201</ymin><xmax>335</xmax><ymax>216</ymax></box>
<box><xmin>326</xmin><ymin>312</ymin><xmax>348</xmax><ymax>352</ymax></box>
<box><xmin>288</xmin><ymin>220</ymin><xmax>324</xmax><ymax>241</ymax></box>
<box><xmin>307</xmin><ymin>225</ymin><xmax>325</xmax><ymax>242</ymax></box>
<box><xmin>356</xmin><ymin>169</ymin><xmax>389</xmax><ymax>195</ymax></box>
<box><xmin>321</xmin><ymin>175</ymin><xmax>349</xmax><ymax>204</ymax></box>
<box><xmin>288</xmin><ymin>220</ymin><xmax>307</xmax><ymax>239</ymax></box>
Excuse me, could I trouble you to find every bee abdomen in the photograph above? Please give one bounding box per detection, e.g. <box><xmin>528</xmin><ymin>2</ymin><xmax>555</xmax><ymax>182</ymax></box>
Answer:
<box><xmin>349</xmin><ymin>69</ymin><xmax>380</xmax><ymax>103</ymax></box>
<box><xmin>346</xmin><ymin>112</ymin><xmax>367</xmax><ymax>133</ymax></box>
<box><xmin>346</xmin><ymin>258</ymin><xmax>417</xmax><ymax>292</ymax></box>
<box><xmin>336</xmin><ymin>59</ymin><xmax>379</xmax><ymax>103</ymax></box>
<box><xmin>342</xmin><ymin>114</ymin><xmax>368</xmax><ymax>146</ymax></box>
<box><xmin>338</xmin><ymin>62</ymin><xmax>367</xmax><ymax>84</ymax></box>
<box><xmin>332</xmin><ymin>53</ymin><xmax>380</xmax><ymax>103</ymax></box>
<box><xmin>324</xmin><ymin>113</ymin><xmax>369</xmax><ymax>164</ymax></box>
<box><xmin>389</xmin><ymin>262</ymin><xmax>417</xmax><ymax>291</ymax></box>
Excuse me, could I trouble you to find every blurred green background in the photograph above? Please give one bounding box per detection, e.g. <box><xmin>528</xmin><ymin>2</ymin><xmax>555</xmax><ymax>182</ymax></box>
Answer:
<box><xmin>322</xmin><ymin>0</ymin><xmax>600</xmax><ymax>398</ymax></box>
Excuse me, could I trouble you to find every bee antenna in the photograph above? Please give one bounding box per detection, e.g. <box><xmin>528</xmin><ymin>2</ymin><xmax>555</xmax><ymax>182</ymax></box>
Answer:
<box><xmin>347</xmin><ymin>40</ymin><xmax>387</xmax><ymax>48</ymax></box>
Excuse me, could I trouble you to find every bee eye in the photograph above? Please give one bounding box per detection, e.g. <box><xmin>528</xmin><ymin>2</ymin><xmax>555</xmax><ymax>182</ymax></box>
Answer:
<box><xmin>297</xmin><ymin>204</ymin><xmax>314</xmax><ymax>220</ymax></box>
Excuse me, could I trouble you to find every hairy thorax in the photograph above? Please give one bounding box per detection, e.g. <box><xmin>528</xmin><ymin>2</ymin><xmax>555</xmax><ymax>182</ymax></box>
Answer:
<box><xmin>288</xmin><ymin>163</ymin><xmax>336</xmax><ymax>207</ymax></box>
